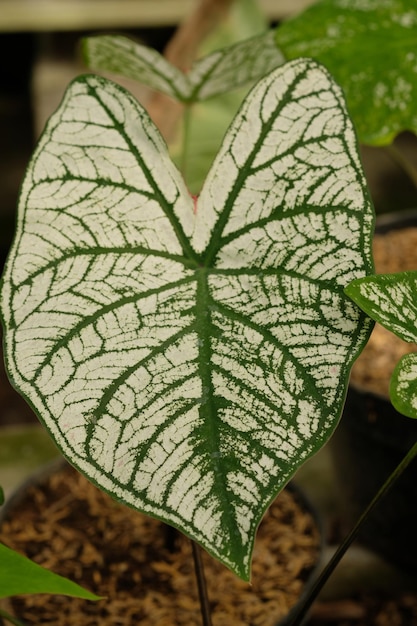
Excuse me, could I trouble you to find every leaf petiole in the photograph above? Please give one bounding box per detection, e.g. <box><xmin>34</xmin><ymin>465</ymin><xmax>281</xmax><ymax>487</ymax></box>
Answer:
<box><xmin>180</xmin><ymin>104</ymin><xmax>193</xmax><ymax>183</ymax></box>
<box><xmin>0</xmin><ymin>607</ymin><xmax>26</xmax><ymax>626</ymax></box>
<box><xmin>385</xmin><ymin>143</ymin><xmax>417</xmax><ymax>192</ymax></box>
<box><xmin>287</xmin><ymin>438</ymin><xmax>417</xmax><ymax>625</ymax></box>
<box><xmin>191</xmin><ymin>540</ymin><xmax>212</xmax><ymax>626</ymax></box>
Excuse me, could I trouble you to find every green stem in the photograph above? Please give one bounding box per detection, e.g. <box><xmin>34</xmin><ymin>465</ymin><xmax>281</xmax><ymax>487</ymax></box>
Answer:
<box><xmin>191</xmin><ymin>540</ymin><xmax>212</xmax><ymax>626</ymax></box>
<box><xmin>179</xmin><ymin>91</ymin><xmax>212</xmax><ymax>626</ymax></box>
<box><xmin>0</xmin><ymin>607</ymin><xmax>26</xmax><ymax>626</ymax></box>
<box><xmin>385</xmin><ymin>143</ymin><xmax>417</xmax><ymax>191</ymax></box>
<box><xmin>180</xmin><ymin>104</ymin><xmax>193</xmax><ymax>183</ymax></box>
<box><xmin>287</xmin><ymin>438</ymin><xmax>417</xmax><ymax>626</ymax></box>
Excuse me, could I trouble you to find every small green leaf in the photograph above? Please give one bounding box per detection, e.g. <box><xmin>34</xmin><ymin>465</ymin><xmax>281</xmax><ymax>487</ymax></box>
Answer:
<box><xmin>1</xmin><ymin>59</ymin><xmax>373</xmax><ymax>579</ymax></box>
<box><xmin>346</xmin><ymin>271</ymin><xmax>417</xmax><ymax>418</ymax></box>
<box><xmin>346</xmin><ymin>272</ymin><xmax>417</xmax><ymax>343</ymax></box>
<box><xmin>82</xmin><ymin>30</ymin><xmax>284</xmax><ymax>103</ymax></box>
<box><xmin>391</xmin><ymin>353</ymin><xmax>417</xmax><ymax>419</ymax></box>
<box><xmin>0</xmin><ymin>543</ymin><xmax>101</xmax><ymax>599</ymax></box>
<box><xmin>275</xmin><ymin>0</ymin><xmax>417</xmax><ymax>145</ymax></box>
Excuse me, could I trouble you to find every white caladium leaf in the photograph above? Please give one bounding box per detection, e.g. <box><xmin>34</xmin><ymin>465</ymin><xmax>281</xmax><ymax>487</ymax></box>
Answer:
<box><xmin>82</xmin><ymin>30</ymin><xmax>284</xmax><ymax>102</ymax></box>
<box><xmin>0</xmin><ymin>59</ymin><xmax>373</xmax><ymax>580</ymax></box>
<box><xmin>346</xmin><ymin>272</ymin><xmax>417</xmax><ymax>418</ymax></box>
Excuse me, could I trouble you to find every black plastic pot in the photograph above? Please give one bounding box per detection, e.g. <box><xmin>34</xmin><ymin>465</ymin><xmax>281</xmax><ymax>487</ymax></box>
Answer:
<box><xmin>331</xmin><ymin>209</ymin><xmax>417</xmax><ymax>573</ymax></box>
<box><xmin>332</xmin><ymin>384</ymin><xmax>417</xmax><ymax>572</ymax></box>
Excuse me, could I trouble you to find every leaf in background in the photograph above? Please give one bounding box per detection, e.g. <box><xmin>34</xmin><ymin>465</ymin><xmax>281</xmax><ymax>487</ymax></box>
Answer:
<box><xmin>171</xmin><ymin>91</ymin><xmax>245</xmax><ymax>194</ymax></box>
<box><xmin>346</xmin><ymin>271</ymin><xmax>417</xmax><ymax>418</ymax></box>
<box><xmin>0</xmin><ymin>486</ymin><xmax>4</xmax><ymax>506</ymax></box>
<box><xmin>390</xmin><ymin>352</ymin><xmax>417</xmax><ymax>419</ymax></box>
<box><xmin>82</xmin><ymin>0</ymin><xmax>282</xmax><ymax>193</ymax></box>
<box><xmin>170</xmin><ymin>0</ymin><xmax>279</xmax><ymax>193</ymax></box>
<box><xmin>0</xmin><ymin>59</ymin><xmax>373</xmax><ymax>580</ymax></box>
<box><xmin>275</xmin><ymin>0</ymin><xmax>417</xmax><ymax>146</ymax></box>
<box><xmin>82</xmin><ymin>30</ymin><xmax>283</xmax><ymax>103</ymax></box>
<box><xmin>82</xmin><ymin>34</ymin><xmax>188</xmax><ymax>101</ymax></box>
<box><xmin>0</xmin><ymin>543</ymin><xmax>100</xmax><ymax>599</ymax></box>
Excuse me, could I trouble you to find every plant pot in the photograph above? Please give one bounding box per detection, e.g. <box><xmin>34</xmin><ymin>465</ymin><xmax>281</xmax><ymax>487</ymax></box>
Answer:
<box><xmin>331</xmin><ymin>209</ymin><xmax>417</xmax><ymax>573</ymax></box>
<box><xmin>332</xmin><ymin>384</ymin><xmax>417</xmax><ymax>572</ymax></box>
<box><xmin>0</xmin><ymin>458</ymin><xmax>323</xmax><ymax>626</ymax></box>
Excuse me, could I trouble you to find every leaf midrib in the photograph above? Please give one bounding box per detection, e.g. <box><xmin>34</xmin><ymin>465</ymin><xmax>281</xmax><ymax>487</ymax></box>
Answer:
<box><xmin>195</xmin><ymin>268</ymin><xmax>243</xmax><ymax>561</ymax></box>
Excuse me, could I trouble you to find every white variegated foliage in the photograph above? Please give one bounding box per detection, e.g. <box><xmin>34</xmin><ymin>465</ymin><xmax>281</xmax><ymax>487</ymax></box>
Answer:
<box><xmin>346</xmin><ymin>272</ymin><xmax>417</xmax><ymax>419</ymax></box>
<box><xmin>0</xmin><ymin>59</ymin><xmax>373</xmax><ymax>579</ymax></box>
<box><xmin>82</xmin><ymin>31</ymin><xmax>284</xmax><ymax>102</ymax></box>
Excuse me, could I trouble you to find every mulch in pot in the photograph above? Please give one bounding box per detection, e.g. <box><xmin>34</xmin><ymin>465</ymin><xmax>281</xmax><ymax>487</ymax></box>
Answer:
<box><xmin>309</xmin><ymin>593</ymin><xmax>417</xmax><ymax>626</ymax></box>
<box><xmin>0</xmin><ymin>461</ymin><xmax>321</xmax><ymax>626</ymax></box>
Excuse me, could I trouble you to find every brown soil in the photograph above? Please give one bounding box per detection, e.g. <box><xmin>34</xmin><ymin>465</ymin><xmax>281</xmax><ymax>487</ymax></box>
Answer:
<box><xmin>0</xmin><ymin>462</ymin><xmax>320</xmax><ymax>626</ymax></box>
<box><xmin>309</xmin><ymin>594</ymin><xmax>417</xmax><ymax>626</ymax></box>
<box><xmin>350</xmin><ymin>225</ymin><xmax>417</xmax><ymax>397</ymax></box>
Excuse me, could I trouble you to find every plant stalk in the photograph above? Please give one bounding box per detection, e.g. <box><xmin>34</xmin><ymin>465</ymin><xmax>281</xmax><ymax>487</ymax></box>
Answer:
<box><xmin>288</xmin><ymin>438</ymin><xmax>417</xmax><ymax>626</ymax></box>
<box><xmin>191</xmin><ymin>540</ymin><xmax>212</xmax><ymax>626</ymax></box>
<box><xmin>147</xmin><ymin>0</ymin><xmax>235</xmax><ymax>142</ymax></box>
<box><xmin>180</xmin><ymin>104</ymin><xmax>193</xmax><ymax>182</ymax></box>
<box><xmin>385</xmin><ymin>143</ymin><xmax>417</xmax><ymax>191</ymax></box>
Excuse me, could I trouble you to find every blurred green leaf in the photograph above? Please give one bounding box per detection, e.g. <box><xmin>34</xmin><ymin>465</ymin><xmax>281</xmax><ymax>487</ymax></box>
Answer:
<box><xmin>276</xmin><ymin>0</ymin><xmax>417</xmax><ymax>145</ymax></box>
<box><xmin>171</xmin><ymin>0</ymin><xmax>281</xmax><ymax>192</ymax></box>
<box><xmin>0</xmin><ymin>543</ymin><xmax>101</xmax><ymax>600</ymax></box>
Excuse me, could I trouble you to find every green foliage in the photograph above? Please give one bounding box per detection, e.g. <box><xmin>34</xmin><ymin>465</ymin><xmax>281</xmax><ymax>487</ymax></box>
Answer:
<box><xmin>346</xmin><ymin>272</ymin><xmax>417</xmax><ymax>418</ymax></box>
<box><xmin>0</xmin><ymin>543</ymin><xmax>101</xmax><ymax>600</ymax></box>
<box><xmin>82</xmin><ymin>0</ymin><xmax>283</xmax><ymax>195</ymax></box>
<box><xmin>1</xmin><ymin>475</ymin><xmax>97</xmax><ymax>609</ymax></box>
<box><xmin>275</xmin><ymin>0</ymin><xmax>417</xmax><ymax>145</ymax></box>
<box><xmin>0</xmin><ymin>57</ymin><xmax>374</xmax><ymax>579</ymax></box>
<box><xmin>0</xmin><ymin>484</ymin><xmax>99</xmax><ymax>610</ymax></box>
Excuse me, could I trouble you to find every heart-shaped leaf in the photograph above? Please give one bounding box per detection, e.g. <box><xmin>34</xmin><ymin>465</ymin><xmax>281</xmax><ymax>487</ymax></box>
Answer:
<box><xmin>82</xmin><ymin>30</ymin><xmax>284</xmax><ymax>103</ymax></box>
<box><xmin>0</xmin><ymin>59</ymin><xmax>373</xmax><ymax>579</ymax></box>
<box><xmin>275</xmin><ymin>0</ymin><xmax>417</xmax><ymax>145</ymax></box>
<box><xmin>346</xmin><ymin>272</ymin><xmax>417</xmax><ymax>418</ymax></box>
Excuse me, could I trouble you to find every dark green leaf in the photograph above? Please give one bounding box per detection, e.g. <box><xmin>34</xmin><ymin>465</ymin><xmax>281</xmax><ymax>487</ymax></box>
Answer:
<box><xmin>276</xmin><ymin>0</ymin><xmax>417</xmax><ymax>145</ymax></box>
